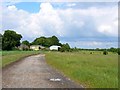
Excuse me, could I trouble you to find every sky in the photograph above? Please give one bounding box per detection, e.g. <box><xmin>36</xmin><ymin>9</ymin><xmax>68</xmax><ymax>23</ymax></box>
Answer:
<box><xmin>1</xmin><ymin>1</ymin><xmax>118</xmax><ymax>49</ymax></box>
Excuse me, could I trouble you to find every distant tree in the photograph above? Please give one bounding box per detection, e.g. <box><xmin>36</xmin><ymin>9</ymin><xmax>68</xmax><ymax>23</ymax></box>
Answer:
<box><xmin>22</xmin><ymin>40</ymin><xmax>30</xmax><ymax>46</ymax></box>
<box><xmin>118</xmin><ymin>48</ymin><xmax>120</xmax><ymax>55</ymax></box>
<box><xmin>58</xmin><ymin>42</ymin><xmax>62</xmax><ymax>46</ymax></box>
<box><xmin>0</xmin><ymin>33</ymin><xmax>2</xmax><ymax>50</ymax></box>
<box><xmin>90</xmin><ymin>52</ymin><xmax>92</xmax><ymax>54</ymax></box>
<box><xmin>109</xmin><ymin>47</ymin><xmax>114</xmax><ymax>52</ymax></box>
<box><xmin>60</xmin><ymin>43</ymin><xmax>70</xmax><ymax>52</ymax></box>
<box><xmin>103</xmin><ymin>50</ymin><xmax>108</xmax><ymax>55</ymax></box>
<box><xmin>44</xmin><ymin>37</ymin><xmax>53</xmax><ymax>47</ymax></box>
<box><xmin>73</xmin><ymin>47</ymin><xmax>79</xmax><ymax>52</ymax></box>
<box><xmin>51</xmin><ymin>36</ymin><xmax>59</xmax><ymax>45</ymax></box>
<box><xmin>2</xmin><ymin>30</ymin><xmax>22</xmax><ymax>50</ymax></box>
<box><xmin>32</xmin><ymin>37</ymin><xmax>45</xmax><ymax>46</ymax></box>
<box><xmin>59</xmin><ymin>46</ymin><xmax>65</xmax><ymax>52</ymax></box>
<box><xmin>96</xmin><ymin>48</ymin><xmax>100</xmax><ymax>51</ymax></box>
<box><xmin>32</xmin><ymin>36</ymin><xmax>62</xmax><ymax>47</ymax></box>
<box><xmin>65</xmin><ymin>43</ymin><xmax>70</xmax><ymax>51</ymax></box>
<box><xmin>109</xmin><ymin>47</ymin><xmax>117</xmax><ymax>53</ymax></box>
<box><xmin>32</xmin><ymin>36</ymin><xmax>46</xmax><ymax>46</ymax></box>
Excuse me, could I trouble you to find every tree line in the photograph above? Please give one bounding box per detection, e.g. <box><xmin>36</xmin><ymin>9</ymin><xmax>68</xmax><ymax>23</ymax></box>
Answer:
<box><xmin>71</xmin><ymin>47</ymin><xmax>120</xmax><ymax>55</ymax></box>
<box><xmin>1</xmin><ymin>30</ymin><xmax>120</xmax><ymax>54</ymax></box>
<box><xmin>1</xmin><ymin>30</ymin><xmax>70</xmax><ymax>52</ymax></box>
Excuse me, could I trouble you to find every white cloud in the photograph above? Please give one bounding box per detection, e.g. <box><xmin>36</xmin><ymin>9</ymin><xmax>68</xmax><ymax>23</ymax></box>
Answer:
<box><xmin>66</xmin><ymin>41</ymin><xmax>118</xmax><ymax>48</ymax></box>
<box><xmin>0</xmin><ymin>2</ymin><xmax>2</xmax><ymax>32</ymax></box>
<box><xmin>75</xmin><ymin>41</ymin><xmax>103</xmax><ymax>46</ymax></box>
<box><xmin>66</xmin><ymin>3</ymin><xmax>76</xmax><ymax>7</ymax></box>
<box><xmin>2</xmin><ymin>5</ymin><xmax>29</xmax><ymax>33</ymax></box>
<box><xmin>8</xmin><ymin>5</ymin><xmax>17</xmax><ymax>11</ymax></box>
<box><xmin>2</xmin><ymin>2</ymin><xmax>118</xmax><ymax>44</ymax></box>
<box><xmin>98</xmin><ymin>25</ymin><xmax>112</xmax><ymax>34</ymax></box>
<box><xmin>2</xmin><ymin>0</ymin><xmax>119</xmax><ymax>3</ymax></box>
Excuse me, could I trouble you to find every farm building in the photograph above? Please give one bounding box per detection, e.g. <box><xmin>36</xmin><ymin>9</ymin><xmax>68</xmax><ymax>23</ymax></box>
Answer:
<box><xmin>18</xmin><ymin>44</ymin><xmax>29</xmax><ymax>50</ymax></box>
<box><xmin>49</xmin><ymin>45</ymin><xmax>61</xmax><ymax>51</ymax></box>
<box><xmin>30</xmin><ymin>45</ymin><xmax>45</xmax><ymax>50</ymax></box>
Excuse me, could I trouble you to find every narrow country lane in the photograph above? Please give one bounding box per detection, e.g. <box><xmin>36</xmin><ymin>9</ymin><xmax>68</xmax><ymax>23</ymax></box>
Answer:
<box><xmin>2</xmin><ymin>54</ymin><xmax>83</xmax><ymax>88</ymax></box>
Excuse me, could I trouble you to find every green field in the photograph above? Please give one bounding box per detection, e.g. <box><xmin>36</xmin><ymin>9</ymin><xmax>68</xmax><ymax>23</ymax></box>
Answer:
<box><xmin>1</xmin><ymin>51</ymin><xmax>41</xmax><ymax>67</ymax></box>
<box><xmin>45</xmin><ymin>51</ymin><xmax>118</xmax><ymax>88</ymax></box>
<box><xmin>1</xmin><ymin>50</ymin><xmax>118</xmax><ymax>88</ymax></box>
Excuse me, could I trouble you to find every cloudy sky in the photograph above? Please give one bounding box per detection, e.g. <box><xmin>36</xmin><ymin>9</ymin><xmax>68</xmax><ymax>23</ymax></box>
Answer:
<box><xmin>1</xmin><ymin>1</ymin><xmax>118</xmax><ymax>49</ymax></box>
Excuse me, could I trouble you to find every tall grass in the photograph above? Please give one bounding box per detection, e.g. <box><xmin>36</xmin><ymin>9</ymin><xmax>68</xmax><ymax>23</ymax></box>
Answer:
<box><xmin>45</xmin><ymin>51</ymin><xmax>118</xmax><ymax>88</ymax></box>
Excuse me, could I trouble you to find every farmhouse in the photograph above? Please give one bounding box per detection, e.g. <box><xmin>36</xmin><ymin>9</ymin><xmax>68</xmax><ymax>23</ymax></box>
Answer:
<box><xmin>30</xmin><ymin>45</ymin><xmax>45</xmax><ymax>50</ymax></box>
<box><xmin>50</xmin><ymin>45</ymin><xmax>61</xmax><ymax>51</ymax></box>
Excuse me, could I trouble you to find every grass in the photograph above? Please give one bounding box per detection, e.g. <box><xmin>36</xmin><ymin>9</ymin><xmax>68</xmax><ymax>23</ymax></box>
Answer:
<box><xmin>1</xmin><ymin>51</ymin><xmax>41</xmax><ymax>67</ymax></box>
<box><xmin>1</xmin><ymin>50</ymin><xmax>118</xmax><ymax>88</ymax></box>
<box><xmin>45</xmin><ymin>51</ymin><xmax>118</xmax><ymax>88</ymax></box>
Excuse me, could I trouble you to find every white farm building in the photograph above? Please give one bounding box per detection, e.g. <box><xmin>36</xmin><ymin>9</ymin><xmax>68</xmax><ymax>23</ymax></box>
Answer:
<box><xmin>30</xmin><ymin>45</ymin><xmax>45</xmax><ymax>50</ymax></box>
<box><xmin>49</xmin><ymin>45</ymin><xmax>61</xmax><ymax>51</ymax></box>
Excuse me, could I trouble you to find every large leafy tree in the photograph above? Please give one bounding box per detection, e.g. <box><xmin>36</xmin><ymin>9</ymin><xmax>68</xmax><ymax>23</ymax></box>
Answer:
<box><xmin>32</xmin><ymin>36</ymin><xmax>61</xmax><ymax>47</ymax></box>
<box><xmin>32</xmin><ymin>36</ymin><xmax>46</xmax><ymax>46</ymax></box>
<box><xmin>2</xmin><ymin>30</ymin><xmax>22</xmax><ymax>50</ymax></box>
<box><xmin>51</xmin><ymin>36</ymin><xmax>59</xmax><ymax>45</ymax></box>
<box><xmin>0</xmin><ymin>33</ymin><xmax>2</xmax><ymax>50</ymax></box>
<box><xmin>22</xmin><ymin>40</ymin><xmax>30</xmax><ymax>46</ymax></box>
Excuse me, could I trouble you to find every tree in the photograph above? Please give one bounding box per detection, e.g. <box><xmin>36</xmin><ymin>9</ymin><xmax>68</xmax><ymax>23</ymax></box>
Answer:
<box><xmin>2</xmin><ymin>30</ymin><xmax>22</xmax><ymax>50</ymax></box>
<box><xmin>96</xmin><ymin>48</ymin><xmax>100</xmax><ymax>51</ymax></box>
<box><xmin>103</xmin><ymin>50</ymin><xmax>108</xmax><ymax>55</ymax></box>
<box><xmin>32</xmin><ymin>36</ymin><xmax>46</xmax><ymax>46</ymax></box>
<box><xmin>32</xmin><ymin>36</ymin><xmax>62</xmax><ymax>47</ymax></box>
<box><xmin>51</xmin><ymin>36</ymin><xmax>59</xmax><ymax>45</ymax></box>
<box><xmin>65</xmin><ymin>43</ymin><xmax>70</xmax><ymax>51</ymax></box>
<box><xmin>109</xmin><ymin>47</ymin><xmax>117</xmax><ymax>53</ymax></box>
<box><xmin>118</xmin><ymin>48</ymin><xmax>120</xmax><ymax>55</ymax></box>
<box><xmin>44</xmin><ymin>37</ymin><xmax>52</xmax><ymax>47</ymax></box>
<box><xmin>60</xmin><ymin>43</ymin><xmax>70</xmax><ymax>52</ymax></box>
<box><xmin>22</xmin><ymin>40</ymin><xmax>30</xmax><ymax>46</ymax></box>
<box><xmin>0</xmin><ymin>33</ymin><xmax>2</xmax><ymax>50</ymax></box>
<box><xmin>45</xmin><ymin>36</ymin><xmax>60</xmax><ymax>47</ymax></box>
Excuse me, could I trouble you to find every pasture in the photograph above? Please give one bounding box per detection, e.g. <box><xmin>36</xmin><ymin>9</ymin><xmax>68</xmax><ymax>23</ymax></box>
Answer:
<box><xmin>45</xmin><ymin>51</ymin><xmax>118</xmax><ymax>88</ymax></box>
<box><xmin>1</xmin><ymin>50</ymin><xmax>118</xmax><ymax>88</ymax></box>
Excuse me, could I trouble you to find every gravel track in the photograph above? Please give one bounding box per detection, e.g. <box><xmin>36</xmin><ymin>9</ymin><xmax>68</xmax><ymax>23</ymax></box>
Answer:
<box><xmin>2</xmin><ymin>54</ymin><xmax>83</xmax><ymax>88</ymax></box>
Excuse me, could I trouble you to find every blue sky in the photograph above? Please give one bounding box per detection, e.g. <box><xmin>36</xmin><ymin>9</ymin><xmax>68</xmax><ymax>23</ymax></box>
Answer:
<box><xmin>2</xmin><ymin>2</ymin><xmax>118</xmax><ymax>48</ymax></box>
<box><xmin>15</xmin><ymin>2</ymin><xmax>40</xmax><ymax>13</ymax></box>
<box><xmin>13</xmin><ymin>2</ymin><xmax>117</xmax><ymax>13</ymax></box>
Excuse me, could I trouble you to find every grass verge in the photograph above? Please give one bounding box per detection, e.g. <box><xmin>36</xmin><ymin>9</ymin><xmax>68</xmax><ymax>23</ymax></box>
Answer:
<box><xmin>45</xmin><ymin>51</ymin><xmax>118</xmax><ymax>88</ymax></box>
<box><xmin>1</xmin><ymin>51</ymin><xmax>41</xmax><ymax>67</ymax></box>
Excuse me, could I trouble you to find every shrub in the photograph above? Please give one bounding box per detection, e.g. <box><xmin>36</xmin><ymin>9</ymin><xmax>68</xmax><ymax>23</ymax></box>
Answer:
<box><xmin>117</xmin><ymin>48</ymin><xmax>120</xmax><ymax>55</ymax></box>
<box><xmin>60</xmin><ymin>43</ymin><xmax>70</xmax><ymax>52</ymax></box>
<box><xmin>90</xmin><ymin>52</ymin><xmax>92</xmax><ymax>54</ymax></box>
<box><xmin>60</xmin><ymin>47</ymin><xmax>65</xmax><ymax>52</ymax></box>
<box><xmin>103</xmin><ymin>50</ymin><xmax>108</xmax><ymax>55</ymax></box>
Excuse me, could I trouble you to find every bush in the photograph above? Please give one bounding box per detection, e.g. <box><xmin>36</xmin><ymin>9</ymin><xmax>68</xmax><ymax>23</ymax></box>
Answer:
<box><xmin>103</xmin><ymin>50</ymin><xmax>108</xmax><ymax>55</ymax></box>
<box><xmin>60</xmin><ymin>47</ymin><xmax>65</xmax><ymax>52</ymax></box>
<box><xmin>60</xmin><ymin>43</ymin><xmax>70</xmax><ymax>52</ymax></box>
<box><xmin>12</xmin><ymin>47</ymin><xmax>20</xmax><ymax>51</ymax></box>
<box><xmin>117</xmin><ymin>49</ymin><xmax>120</xmax><ymax>55</ymax></box>
<box><xmin>23</xmin><ymin>48</ymin><xmax>29</xmax><ymax>51</ymax></box>
<box><xmin>90</xmin><ymin>52</ymin><xmax>92</xmax><ymax>54</ymax></box>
